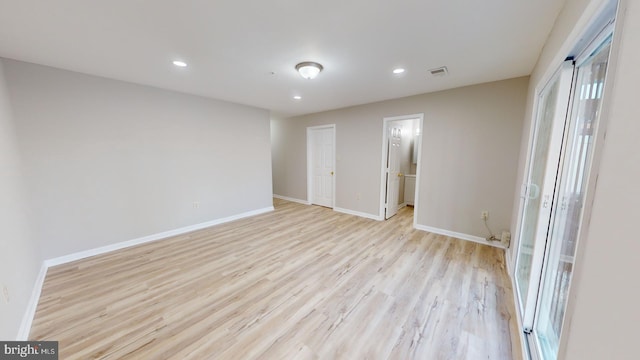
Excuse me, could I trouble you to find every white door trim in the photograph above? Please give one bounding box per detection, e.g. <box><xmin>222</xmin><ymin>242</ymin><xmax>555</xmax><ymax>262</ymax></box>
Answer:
<box><xmin>379</xmin><ymin>113</ymin><xmax>424</xmax><ymax>225</ymax></box>
<box><xmin>307</xmin><ymin>124</ymin><xmax>336</xmax><ymax>208</ymax></box>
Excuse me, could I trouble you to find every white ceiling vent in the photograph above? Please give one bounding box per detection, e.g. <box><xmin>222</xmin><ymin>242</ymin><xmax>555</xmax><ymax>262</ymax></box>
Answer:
<box><xmin>428</xmin><ymin>66</ymin><xmax>448</xmax><ymax>77</ymax></box>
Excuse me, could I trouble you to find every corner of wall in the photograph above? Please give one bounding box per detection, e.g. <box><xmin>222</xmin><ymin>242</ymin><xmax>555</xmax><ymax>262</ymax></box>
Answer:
<box><xmin>0</xmin><ymin>58</ymin><xmax>43</xmax><ymax>340</ymax></box>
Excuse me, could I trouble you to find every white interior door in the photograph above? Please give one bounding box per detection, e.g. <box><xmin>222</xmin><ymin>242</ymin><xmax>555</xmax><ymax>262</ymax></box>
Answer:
<box><xmin>308</xmin><ymin>126</ymin><xmax>334</xmax><ymax>208</ymax></box>
<box><xmin>385</xmin><ymin>125</ymin><xmax>402</xmax><ymax>219</ymax></box>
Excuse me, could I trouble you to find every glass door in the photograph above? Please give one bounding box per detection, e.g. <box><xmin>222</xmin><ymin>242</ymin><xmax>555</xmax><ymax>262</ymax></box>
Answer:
<box><xmin>514</xmin><ymin>2</ymin><xmax>617</xmax><ymax>357</ymax></box>
<box><xmin>514</xmin><ymin>62</ymin><xmax>574</xmax><ymax>327</ymax></box>
<box><xmin>533</xmin><ymin>35</ymin><xmax>613</xmax><ymax>360</ymax></box>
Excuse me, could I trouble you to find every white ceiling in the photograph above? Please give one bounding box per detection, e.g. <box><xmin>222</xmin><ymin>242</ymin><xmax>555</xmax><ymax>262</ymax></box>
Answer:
<box><xmin>0</xmin><ymin>0</ymin><xmax>565</xmax><ymax>117</ymax></box>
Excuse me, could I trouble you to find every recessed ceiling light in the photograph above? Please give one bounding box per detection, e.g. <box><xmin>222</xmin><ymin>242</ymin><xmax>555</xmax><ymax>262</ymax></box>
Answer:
<box><xmin>393</xmin><ymin>68</ymin><xmax>405</xmax><ymax>74</ymax></box>
<box><xmin>172</xmin><ymin>60</ymin><xmax>187</xmax><ymax>67</ymax></box>
<box><xmin>293</xmin><ymin>95</ymin><xmax>302</xmax><ymax>100</ymax></box>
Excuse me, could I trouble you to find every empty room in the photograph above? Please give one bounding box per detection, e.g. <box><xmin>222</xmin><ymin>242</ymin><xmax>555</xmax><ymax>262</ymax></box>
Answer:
<box><xmin>0</xmin><ymin>0</ymin><xmax>638</xmax><ymax>359</ymax></box>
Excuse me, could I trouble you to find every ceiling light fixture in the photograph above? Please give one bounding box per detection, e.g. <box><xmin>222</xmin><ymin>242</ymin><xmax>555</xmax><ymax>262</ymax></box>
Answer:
<box><xmin>172</xmin><ymin>60</ymin><xmax>187</xmax><ymax>67</ymax></box>
<box><xmin>295</xmin><ymin>61</ymin><xmax>323</xmax><ymax>80</ymax></box>
<box><xmin>393</xmin><ymin>68</ymin><xmax>405</xmax><ymax>74</ymax></box>
<box><xmin>293</xmin><ymin>95</ymin><xmax>302</xmax><ymax>100</ymax></box>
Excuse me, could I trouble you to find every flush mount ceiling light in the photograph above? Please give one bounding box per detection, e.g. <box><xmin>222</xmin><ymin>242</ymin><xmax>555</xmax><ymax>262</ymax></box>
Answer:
<box><xmin>393</xmin><ymin>68</ymin><xmax>405</xmax><ymax>74</ymax></box>
<box><xmin>293</xmin><ymin>95</ymin><xmax>302</xmax><ymax>100</ymax></box>
<box><xmin>295</xmin><ymin>61</ymin><xmax>323</xmax><ymax>80</ymax></box>
<box><xmin>172</xmin><ymin>60</ymin><xmax>187</xmax><ymax>67</ymax></box>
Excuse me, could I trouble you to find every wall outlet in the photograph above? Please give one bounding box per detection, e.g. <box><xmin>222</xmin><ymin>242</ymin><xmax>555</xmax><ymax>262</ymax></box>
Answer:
<box><xmin>481</xmin><ymin>210</ymin><xmax>489</xmax><ymax>220</ymax></box>
<box><xmin>1</xmin><ymin>285</ymin><xmax>9</xmax><ymax>304</ymax></box>
<box><xmin>356</xmin><ymin>193</ymin><xmax>361</xmax><ymax>200</ymax></box>
<box><xmin>193</xmin><ymin>201</ymin><xmax>200</xmax><ymax>209</ymax></box>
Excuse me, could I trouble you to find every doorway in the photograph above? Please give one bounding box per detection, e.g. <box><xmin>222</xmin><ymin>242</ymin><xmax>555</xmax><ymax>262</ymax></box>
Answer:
<box><xmin>379</xmin><ymin>114</ymin><xmax>423</xmax><ymax>223</ymax></box>
<box><xmin>307</xmin><ymin>124</ymin><xmax>336</xmax><ymax>208</ymax></box>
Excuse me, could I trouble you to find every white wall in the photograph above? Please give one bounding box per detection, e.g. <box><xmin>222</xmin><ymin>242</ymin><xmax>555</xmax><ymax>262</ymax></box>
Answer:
<box><xmin>508</xmin><ymin>0</ymin><xmax>640</xmax><ymax>358</ymax></box>
<box><xmin>271</xmin><ymin>77</ymin><xmax>528</xmax><ymax>239</ymax></box>
<box><xmin>4</xmin><ymin>59</ymin><xmax>273</xmax><ymax>260</ymax></box>
<box><xmin>0</xmin><ymin>59</ymin><xmax>40</xmax><ymax>339</ymax></box>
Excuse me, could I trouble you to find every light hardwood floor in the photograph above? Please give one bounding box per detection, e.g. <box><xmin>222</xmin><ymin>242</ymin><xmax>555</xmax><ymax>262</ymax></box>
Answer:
<box><xmin>30</xmin><ymin>199</ymin><xmax>521</xmax><ymax>359</ymax></box>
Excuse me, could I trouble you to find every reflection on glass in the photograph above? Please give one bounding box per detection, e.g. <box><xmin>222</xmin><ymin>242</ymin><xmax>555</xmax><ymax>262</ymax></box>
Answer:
<box><xmin>535</xmin><ymin>38</ymin><xmax>612</xmax><ymax>359</ymax></box>
<box><xmin>515</xmin><ymin>77</ymin><xmax>560</xmax><ymax>312</ymax></box>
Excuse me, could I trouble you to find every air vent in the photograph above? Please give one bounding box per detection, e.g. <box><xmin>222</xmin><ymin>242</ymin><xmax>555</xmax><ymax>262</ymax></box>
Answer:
<box><xmin>428</xmin><ymin>66</ymin><xmax>448</xmax><ymax>77</ymax></box>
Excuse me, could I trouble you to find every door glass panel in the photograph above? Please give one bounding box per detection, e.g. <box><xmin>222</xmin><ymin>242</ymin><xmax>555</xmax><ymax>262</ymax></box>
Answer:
<box><xmin>515</xmin><ymin>77</ymin><xmax>560</xmax><ymax>311</ymax></box>
<box><xmin>535</xmin><ymin>37</ymin><xmax>612</xmax><ymax>359</ymax></box>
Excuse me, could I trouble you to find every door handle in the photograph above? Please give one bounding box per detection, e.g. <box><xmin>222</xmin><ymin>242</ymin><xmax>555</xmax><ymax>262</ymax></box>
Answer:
<box><xmin>528</xmin><ymin>183</ymin><xmax>540</xmax><ymax>200</ymax></box>
<box><xmin>398</xmin><ymin>173</ymin><xmax>403</xmax><ymax>177</ymax></box>
<box><xmin>330</xmin><ymin>171</ymin><xmax>334</xmax><ymax>175</ymax></box>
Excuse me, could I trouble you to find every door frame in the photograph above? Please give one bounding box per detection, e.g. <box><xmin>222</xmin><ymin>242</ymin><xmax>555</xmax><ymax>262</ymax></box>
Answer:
<box><xmin>379</xmin><ymin>113</ymin><xmax>424</xmax><ymax>226</ymax></box>
<box><xmin>307</xmin><ymin>124</ymin><xmax>336</xmax><ymax>208</ymax></box>
<box><xmin>531</xmin><ymin>24</ymin><xmax>617</xmax><ymax>360</ymax></box>
<box><xmin>508</xmin><ymin>1</ymin><xmax>619</xmax><ymax>358</ymax></box>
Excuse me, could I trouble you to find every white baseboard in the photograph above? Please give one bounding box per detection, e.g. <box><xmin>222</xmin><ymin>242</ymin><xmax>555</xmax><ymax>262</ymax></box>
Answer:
<box><xmin>506</xmin><ymin>249</ymin><xmax>514</xmax><ymax>275</ymax></box>
<box><xmin>20</xmin><ymin>206</ymin><xmax>274</xmax><ymax>340</ymax></box>
<box><xmin>414</xmin><ymin>224</ymin><xmax>506</xmax><ymax>249</ymax></box>
<box><xmin>17</xmin><ymin>263</ymin><xmax>48</xmax><ymax>340</ymax></box>
<box><xmin>272</xmin><ymin>196</ymin><xmax>382</xmax><ymax>222</ymax></box>
<box><xmin>45</xmin><ymin>207</ymin><xmax>274</xmax><ymax>267</ymax></box>
<box><xmin>273</xmin><ymin>194</ymin><xmax>310</xmax><ymax>205</ymax></box>
<box><xmin>334</xmin><ymin>207</ymin><xmax>383</xmax><ymax>221</ymax></box>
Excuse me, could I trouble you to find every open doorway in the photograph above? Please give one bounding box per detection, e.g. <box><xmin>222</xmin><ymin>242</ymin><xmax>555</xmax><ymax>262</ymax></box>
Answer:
<box><xmin>379</xmin><ymin>114</ymin><xmax>423</xmax><ymax>224</ymax></box>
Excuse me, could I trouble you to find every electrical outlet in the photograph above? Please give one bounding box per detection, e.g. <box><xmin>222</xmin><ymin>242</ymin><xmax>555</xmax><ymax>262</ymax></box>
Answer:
<box><xmin>356</xmin><ymin>193</ymin><xmax>361</xmax><ymax>200</ymax></box>
<box><xmin>193</xmin><ymin>201</ymin><xmax>200</xmax><ymax>209</ymax></box>
<box><xmin>2</xmin><ymin>285</ymin><xmax>9</xmax><ymax>304</ymax></box>
<box><xmin>481</xmin><ymin>210</ymin><xmax>489</xmax><ymax>220</ymax></box>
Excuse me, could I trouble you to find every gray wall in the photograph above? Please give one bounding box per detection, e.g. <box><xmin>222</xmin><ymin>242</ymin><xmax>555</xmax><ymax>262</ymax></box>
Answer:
<box><xmin>0</xmin><ymin>60</ymin><xmax>40</xmax><ymax>339</ymax></box>
<box><xmin>4</xmin><ymin>59</ymin><xmax>273</xmax><ymax>259</ymax></box>
<box><xmin>272</xmin><ymin>77</ymin><xmax>528</xmax><ymax>239</ymax></box>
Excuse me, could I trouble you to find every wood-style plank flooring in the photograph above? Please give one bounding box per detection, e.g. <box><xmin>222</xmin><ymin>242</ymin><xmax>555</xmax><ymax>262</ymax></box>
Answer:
<box><xmin>30</xmin><ymin>199</ymin><xmax>521</xmax><ymax>359</ymax></box>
